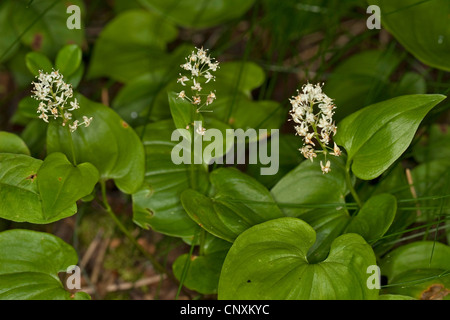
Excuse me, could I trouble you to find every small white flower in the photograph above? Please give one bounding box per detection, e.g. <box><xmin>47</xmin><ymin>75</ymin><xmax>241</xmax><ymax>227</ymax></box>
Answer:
<box><xmin>208</xmin><ymin>61</ymin><xmax>219</xmax><ymax>72</ymax></box>
<box><xmin>68</xmin><ymin>98</ymin><xmax>80</xmax><ymax>111</ymax></box>
<box><xmin>321</xmin><ymin>160</ymin><xmax>331</xmax><ymax>174</ymax></box>
<box><xmin>177</xmin><ymin>75</ymin><xmax>189</xmax><ymax>86</ymax></box>
<box><xmin>295</xmin><ymin>123</ymin><xmax>308</xmax><ymax>137</ymax></box>
<box><xmin>178</xmin><ymin>91</ymin><xmax>186</xmax><ymax>100</ymax></box>
<box><xmin>196</xmin><ymin>125</ymin><xmax>206</xmax><ymax>136</ymax></box>
<box><xmin>191</xmin><ymin>79</ymin><xmax>202</xmax><ymax>92</ymax></box>
<box><xmin>204</xmin><ymin>72</ymin><xmax>214</xmax><ymax>83</ymax></box>
<box><xmin>300</xmin><ymin>145</ymin><xmax>317</xmax><ymax>162</ymax></box>
<box><xmin>193</xmin><ymin>96</ymin><xmax>201</xmax><ymax>105</ymax></box>
<box><xmin>331</xmin><ymin>143</ymin><xmax>341</xmax><ymax>157</ymax></box>
<box><xmin>305</xmin><ymin>112</ymin><xmax>315</xmax><ymax>124</ymax></box>
<box><xmin>69</xmin><ymin>120</ymin><xmax>79</xmax><ymax>132</ymax></box>
<box><xmin>82</xmin><ymin>116</ymin><xmax>93</xmax><ymax>127</ymax></box>
<box><xmin>39</xmin><ymin>112</ymin><xmax>49</xmax><ymax>123</ymax></box>
<box><xmin>304</xmin><ymin>132</ymin><xmax>315</xmax><ymax>146</ymax></box>
<box><xmin>37</xmin><ymin>102</ymin><xmax>47</xmax><ymax>114</ymax></box>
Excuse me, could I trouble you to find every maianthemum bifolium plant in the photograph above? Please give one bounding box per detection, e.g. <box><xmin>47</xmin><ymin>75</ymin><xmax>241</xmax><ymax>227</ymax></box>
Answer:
<box><xmin>1</xmin><ymin>0</ymin><xmax>450</xmax><ymax>301</ymax></box>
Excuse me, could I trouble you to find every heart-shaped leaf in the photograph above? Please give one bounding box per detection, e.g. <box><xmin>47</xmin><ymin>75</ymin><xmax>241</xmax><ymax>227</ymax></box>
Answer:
<box><xmin>181</xmin><ymin>167</ymin><xmax>284</xmax><ymax>242</ymax></box>
<box><xmin>369</xmin><ymin>0</ymin><xmax>450</xmax><ymax>71</ymax></box>
<box><xmin>47</xmin><ymin>94</ymin><xmax>145</xmax><ymax>194</ymax></box>
<box><xmin>0</xmin><ymin>152</ymin><xmax>98</xmax><ymax>224</ymax></box>
<box><xmin>334</xmin><ymin>94</ymin><xmax>446</xmax><ymax>180</ymax></box>
<box><xmin>0</xmin><ymin>131</ymin><xmax>30</xmax><ymax>155</ymax></box>
<box><xmin>0</xmin><ymin>229</ymin><xmax>89</xmax><ymax>300</ymax></box>
<box><xmin>271</xmin><ymin>155</ymin><xmax>350</xmax><ymax>262</ymax></box>
<box><xmin>36</xmin><ymin>152</ymin><xmax>99</xmax><ymax>219</ymax></box>
<box><xmin>218</xmin><ymin>217</ymin><xmax>378</xmax><ymax>300</ymax></box>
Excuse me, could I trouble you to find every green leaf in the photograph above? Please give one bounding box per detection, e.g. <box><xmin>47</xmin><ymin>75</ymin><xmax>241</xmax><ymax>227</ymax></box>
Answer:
<box><xmin>168</xmin><ymin>91</ymin><xmax>234</xmax><ymax>165</ymax></box>
<box><xmin>271</xmin><ymin>154</ymin><xmax>349</xmax><ymax>217</ymax></box>
<box><xmin>209</xmin><ymin>61</ymin><xmax>265</xmax><ymax>96</ymax></box>
<box><xmin>346</xmin><ymin>193</ymin><xmax>396</xmax><ymax>242</ymax></box>
<box><xmin>218</xmin><ymin>217</ymin><xmax>378</xmax><ymax>300</ymax></box>
<box><xmin>358</xmin><ymin>164</ymin><xmax>416</xmax><ymax>256</ymax></box>
<box><xmin>271</xmin><ymin>155</ymin><xmax>350</xmax><ymax>262</ymax></box>
<box><xmin>10</xmin><ymin>0</ymin><xmax>85</xmax><ymax>59</ymax></box>
<box><xmin>324</xmin><ymin>50</ymin><xmax>402</xmax><ymax>121</ymax></box>
<box><xmin>411</xmin><ymin>160</ymin><xmax>450</xmax><ymax>220</ymax></box>
<box><xmin>47</xmin><ymin>94</ymin><xmax>145</xmax><ymax>194</ymax></box>
<box><xmin>0</xmin><ymin>131</ymin><xmax>30</xmax><ymax>155</ymax></box>
<box><xmin>173</xmin><ymin>234</ymin><xmax>231</xmax><ymax>294</ymax></box>
<box><xmin>25</xmin><ymin>51</ymin><xmax>53</xmax><ymax>76</ymax></box>
<box><xmin>246</xmin><ymin>134</ymin><xmax>303</xmax><ymax>189</ymax></box>
<box><xmin>17</xmin><ymin>96</ymin><xmax>40</xmax><ymax>120</ymax></box>
<box><xmin>369</xmin><ymin>0</ymin><xmax>450</xmax><ymax>71</ymax></box>
<box><xmin>381</xmin><ymin>241</ymin><xmax>450</xmax><ymax>300</ymax></box>
<box><xmin>112</xmin><ymin>47</ymin><xmax>192</xmax><ymax>125</ymax></box>
<box><xmin>334</xmin><ymin>94</ymin><xmax>446</xmax><ymax>180</ymax></box>
<box><xmin>0</xmin><ymin>152</ymin><xmax>98</xmax><ymax>224</ymax></box>
<box><xmin>0</xmin><ymin>1</ymin><xmax>19</xmax><ymax>63</ymax></box>
<box><xmin>0</xmin><ymin>229</ymin><xmax>89</xmax><ymax>300</ymax></box>
<box><xmin>392</xmin><ymin>72</ymin><xmax>427</xmax><ymax>96</ymax></box>
<box><xmin>0</xmin><ymin>154</ymin><xmax>44</xmax><ymax>222</ymax></box>
<box><xmin>36</xmin><ymin>152</ymin><xmax>99</xmax><ymax>219</ymax></box>
<box><xmin>88</xmin><ymin>9</ymin><xmax>178</xmax><ymax>82</ymax></box>
<box><xmin>413</xmin><ymin>125</ymin><xmax>450</xmax><ymax>163</ymax></box>
<box><xmin>181</xmin><ymin>168</ymin><xmax>284</xmax><ymax>242</ymax></box>
<box><xmin>55</xmin><ymin>44</ymin><xmax>82</xmax><ymax>76</ymax></box>
<box><xmin>140</xmin><ymin>0</ymin><xmax>256</xmax><ymax>28</ymax></box>
<box><xmin>168</xmin><ymin>91</ymin><xmax>204</xmax><ymax>133</ymax></box>
<box><xmin>132</xmin><ymin>120</ymin><xmax>206</xmax><ymax>238</ymax></box>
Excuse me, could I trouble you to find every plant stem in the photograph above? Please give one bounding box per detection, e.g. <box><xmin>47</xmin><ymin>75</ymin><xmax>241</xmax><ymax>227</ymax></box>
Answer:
<box><xmin>66</xmin><ymin>127</ymin><xmax>78</xmax><ymax>166</ymax></box>
<box><xmin>175</xmin><ymin>231</ymin><xmax>198</xmax><ymax>300</ymax></box>
<box><xmin>345</xmin><ymin>163</ymin><xmax>362</xmax><ymax>209</ymax></box>
<box><xmin>99</xmin><ymin>181</ymin><xmax>176</xmax><ymax>283</ymax></box>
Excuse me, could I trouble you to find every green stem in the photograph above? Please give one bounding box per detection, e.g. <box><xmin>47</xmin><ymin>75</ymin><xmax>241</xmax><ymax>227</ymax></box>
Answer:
<box><xmin>175</xmin><ymin>231</ymin><xmax>198</xmax><ymax>300</ymax></box>
<box><xmin>345</xmin><ymin>163</ymin><xmax>362</xmax><ymax>209</ymax></box>
<box><xmin>66</xmin><ymin>127</ymin><xmax>78</xmax><ymax>166</ymax></box>
<box><xmin>99</xmin><ymin>181</ymin><xmax>178</xmax><ymax>284</ymax></box>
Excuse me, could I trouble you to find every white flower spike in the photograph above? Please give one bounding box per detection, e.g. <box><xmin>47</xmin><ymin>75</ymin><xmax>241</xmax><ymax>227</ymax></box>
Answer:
<box><xmin>32</xmin><ymin>70</ymin><xmax>92</xmax><ymax>132</ymax></box>
<box><xmin>176</xmin><ymin>47</ymin><xmax>220</xmax><ymax>113</ymax></box>
<box><xmin>290</xmin><ymin>82</ymin><xmax>340</xmax><ymax>174</ymax></box>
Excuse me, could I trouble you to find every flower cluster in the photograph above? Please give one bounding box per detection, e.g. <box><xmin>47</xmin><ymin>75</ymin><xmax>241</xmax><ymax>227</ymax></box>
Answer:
<box><xmin>177</xmin><ymin>47</ymin><xmax>219</xmax><ymax>112</ymax></box>
<box><xmin>290</xmin><ymin>83</ymin><xmax>340</xmax><ymax>174</ymax></box>
<box><xmin>32</xmin><ymin>70</ymin><xmax>93</xmax><ymax>132</ymax></box>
